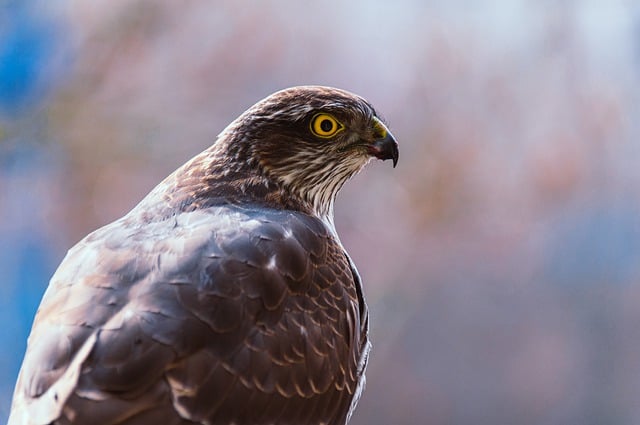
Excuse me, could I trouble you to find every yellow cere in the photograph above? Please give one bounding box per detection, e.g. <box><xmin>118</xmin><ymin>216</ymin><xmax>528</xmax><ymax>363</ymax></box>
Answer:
<box><xmin>372</xmin><ymin>116</ymin><xmax>388</xmax><ymax>139</ymax></box>
<box><xmin>311</xmin><ymin>113</ymin><xmax>344</xmax><ymax>138</ymax></box>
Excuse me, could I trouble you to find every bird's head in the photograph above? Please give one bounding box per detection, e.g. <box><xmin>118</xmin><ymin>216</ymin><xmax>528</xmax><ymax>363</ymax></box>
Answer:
<box><xmin>217</xmin><ymin>86</ymin><xmax>399</xmax><ymax>219</ymax></box>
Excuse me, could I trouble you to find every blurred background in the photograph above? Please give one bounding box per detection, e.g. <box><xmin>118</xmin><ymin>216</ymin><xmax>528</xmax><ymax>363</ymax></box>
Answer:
<box><xmin>2</xmin><ymin>0</ymin><xmax>640</xmax><ymax>423</ymax></box>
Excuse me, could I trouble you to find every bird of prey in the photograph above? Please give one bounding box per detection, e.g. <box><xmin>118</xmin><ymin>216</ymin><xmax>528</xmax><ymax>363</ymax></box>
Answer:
<box><xmin>9</xmin><ymin>86</ymin><xmax>399</xmax><ymax>425</ymax></box>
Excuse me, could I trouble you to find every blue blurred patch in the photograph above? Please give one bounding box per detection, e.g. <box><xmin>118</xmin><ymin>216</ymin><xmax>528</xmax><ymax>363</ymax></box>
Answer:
<box><xmin>0</xmin><ymin>3</ymin><xmax>65</xmax><ymax>111</ymax></box>
<box><xmin>544</xmin><ymin>202</ymin><xmax>640</xmax><ymax>286</ymax></box>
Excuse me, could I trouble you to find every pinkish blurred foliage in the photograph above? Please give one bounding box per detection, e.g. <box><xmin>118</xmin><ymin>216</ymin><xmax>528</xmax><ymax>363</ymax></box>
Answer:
<box><xmin>2</xmin><ymin>1</ymin><xmax>640</xmax><ymax>424</ymax></box>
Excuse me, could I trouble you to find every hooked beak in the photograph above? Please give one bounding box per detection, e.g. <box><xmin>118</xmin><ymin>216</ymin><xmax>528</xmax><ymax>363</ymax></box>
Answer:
<box><xmin>368</xmin><ymin>117</ymin><xmax>399</xmax><ymax>167</ymax></box>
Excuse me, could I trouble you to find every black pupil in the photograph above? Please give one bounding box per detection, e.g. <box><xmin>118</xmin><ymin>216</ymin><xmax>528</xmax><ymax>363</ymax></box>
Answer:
<box><xmin>320</xmin><ymin>119</ymin><xmax>333</xmax><ymax>132</ymax></box>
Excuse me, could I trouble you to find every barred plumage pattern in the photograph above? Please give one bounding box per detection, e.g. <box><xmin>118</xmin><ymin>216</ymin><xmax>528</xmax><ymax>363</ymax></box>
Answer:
<box><xmin>9</xmin><ymin>86</ymin><xmax>398</xmax><ymax>425</ymax></box>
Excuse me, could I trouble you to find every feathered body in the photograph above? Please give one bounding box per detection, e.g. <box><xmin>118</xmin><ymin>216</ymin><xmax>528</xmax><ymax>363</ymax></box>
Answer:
<box><xmin>9</xmin><ymin>86</ymin><xmax>398</xmax><ymax>425</ymax></box>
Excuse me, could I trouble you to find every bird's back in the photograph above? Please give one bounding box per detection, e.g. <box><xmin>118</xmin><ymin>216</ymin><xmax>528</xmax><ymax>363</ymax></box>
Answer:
<box><xmin>10</xmin><ymin>204</ymin><xmax>369</xmax><ymax>425</ymax></box>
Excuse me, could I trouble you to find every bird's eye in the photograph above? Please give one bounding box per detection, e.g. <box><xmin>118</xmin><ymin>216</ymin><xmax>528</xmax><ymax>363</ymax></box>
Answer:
<box><xmin>310</xmin><ymin>113</ymin><xmax>344</xmax><ymax>138</ymax></box>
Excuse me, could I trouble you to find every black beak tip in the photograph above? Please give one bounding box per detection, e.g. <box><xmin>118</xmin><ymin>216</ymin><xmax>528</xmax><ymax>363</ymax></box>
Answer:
<box><xmin>370</xmin><ymin>134</ymin><xmax>399</xmax><ymax>168</ymax></box>
<box><xmin>391</xmin><ymin>144</ymin><xmax>399</xmax><ymax>168</ymax></box>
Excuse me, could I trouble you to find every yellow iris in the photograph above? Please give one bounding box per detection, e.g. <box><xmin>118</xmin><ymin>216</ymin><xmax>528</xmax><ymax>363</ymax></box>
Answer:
<box><xmin>310</xmin><ymin>113</ymin><xmax>344</xmax><ymax>138</ymax></box>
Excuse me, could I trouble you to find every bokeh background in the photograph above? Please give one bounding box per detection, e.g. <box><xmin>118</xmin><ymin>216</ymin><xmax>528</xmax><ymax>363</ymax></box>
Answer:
<box><xmin>2</xmin><ymin>1</ymin><xmax>640</xmax><ymax>424</ymax></box>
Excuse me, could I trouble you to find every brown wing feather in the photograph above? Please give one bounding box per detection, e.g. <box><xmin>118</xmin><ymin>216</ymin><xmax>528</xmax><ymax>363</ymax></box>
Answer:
<box><xmin>9</xmin><ymin>205</ymin><xmax>367</xmax><ymax>425</ymax></box>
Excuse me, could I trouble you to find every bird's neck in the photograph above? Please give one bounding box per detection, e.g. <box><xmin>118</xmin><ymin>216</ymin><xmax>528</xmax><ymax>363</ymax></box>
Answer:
<box><xmin>131</xmin><ymin>144</ymin><xmax>336</xmax><ymax>225</ymax></box>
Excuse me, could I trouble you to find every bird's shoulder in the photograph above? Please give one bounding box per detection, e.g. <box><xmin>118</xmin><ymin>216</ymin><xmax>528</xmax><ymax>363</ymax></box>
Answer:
<box><xmin>12</xmin><ymin>203</ymin><xmax>363</xmax><ymax>424</ymax></box>
<box><xmin>27</xmin><ymin>203</ymin><xmax>352</xmax><ymax>363</ymax></box>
